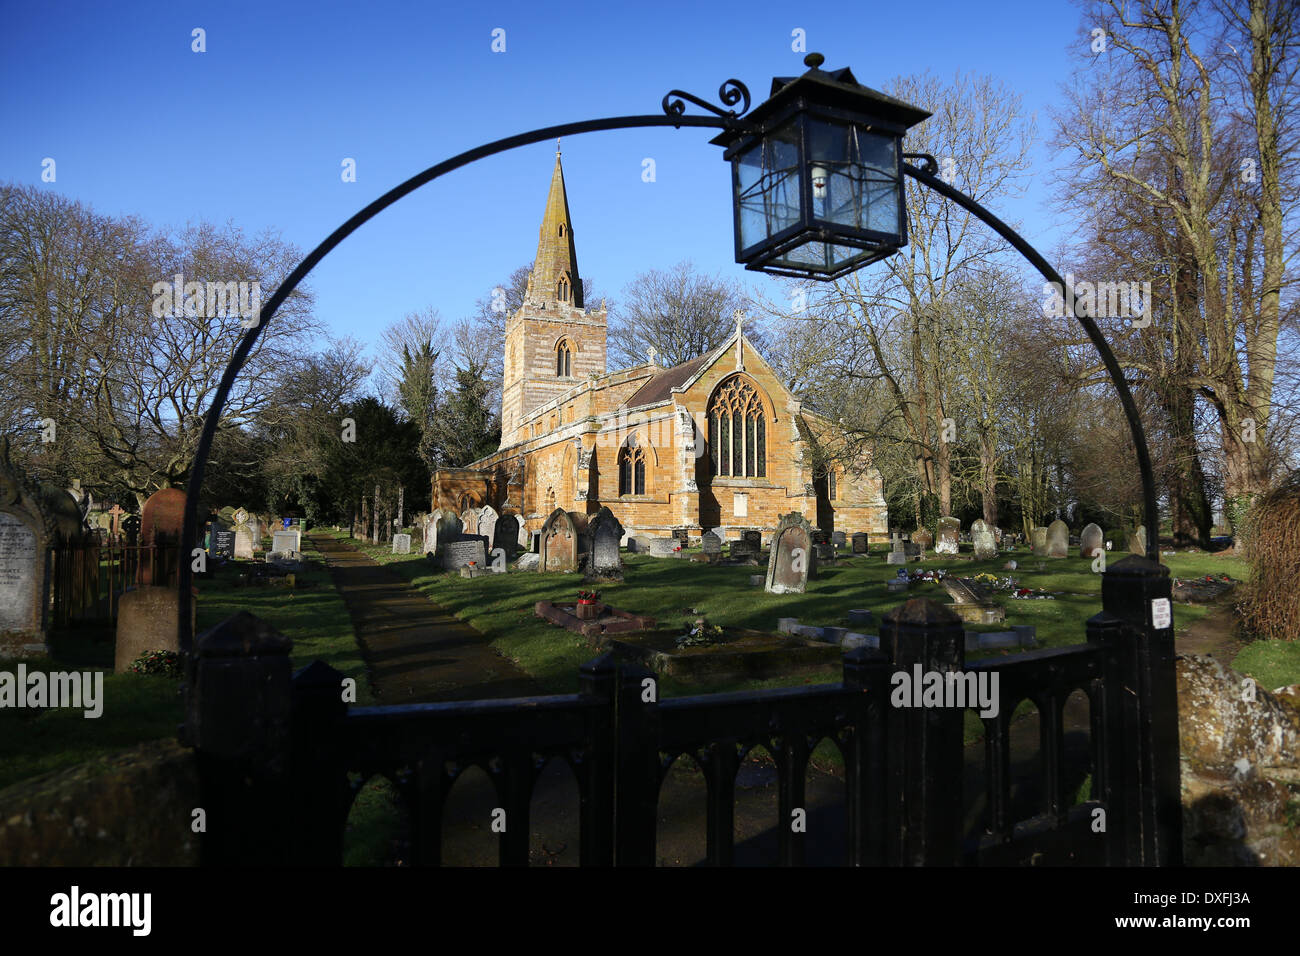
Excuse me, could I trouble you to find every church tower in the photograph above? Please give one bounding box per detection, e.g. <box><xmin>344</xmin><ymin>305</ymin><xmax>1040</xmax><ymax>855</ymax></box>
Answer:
<box><xmin>500</xmin><ymin>145</ymin><xmax>608</xmax><ymax>448</ymax></box>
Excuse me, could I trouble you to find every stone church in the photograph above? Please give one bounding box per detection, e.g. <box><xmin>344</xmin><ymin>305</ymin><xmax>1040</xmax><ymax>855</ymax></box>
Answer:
<box><xmin>430</xmin><ymin>149</ymin><xmax>888</xmax><ymax>543</ymax></box>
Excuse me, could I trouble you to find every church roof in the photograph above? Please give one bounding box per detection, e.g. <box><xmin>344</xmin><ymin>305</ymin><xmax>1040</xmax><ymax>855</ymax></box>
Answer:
<box><xmin>621</xmin><ymin>353</ymin><xmax>713</xmax><ymax>408</ymax></box>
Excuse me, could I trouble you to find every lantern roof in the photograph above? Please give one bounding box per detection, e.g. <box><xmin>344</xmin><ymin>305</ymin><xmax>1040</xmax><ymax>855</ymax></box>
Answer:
<box><xmin>711</xmin><ymin>55</ymin><xmax>931</xmax><ymax>150</ymax></box>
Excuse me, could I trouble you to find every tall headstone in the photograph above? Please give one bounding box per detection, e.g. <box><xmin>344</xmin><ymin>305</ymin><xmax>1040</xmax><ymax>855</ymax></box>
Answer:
<box><xmin>852</xmin><ymin>532</ymin><xmax>869</xmax><ymax>554</ymax></box>
<box><xmin>935</xmin><ymin>517</ymin><xmax>960</xmax><ymax>555</ymax></box>
<box><xmin>478</xmin><ymin>505</ymin><xmax>500</xmax><ymax>552</ymax></box>
<box><xmin>539</xmin><ymin>508</ymin><xmax>581</xmax><ymax>572</ymax></box>
<box><xmin>1046</xmin><ymin>519</ymin><xmax>1069</xmax><ymax>559</ymax></box>
<box><xmin>886</xmin><ymin>531</ymin><xmax>908</xmax><ymax>565</ymax></box>
<box><xmin>586</xmin><ymin>507</ymin><xmax>624</xmax><ymax>580</ymax></box>
<box><xmin>1128</xmin><ymin>525</ymin><xmax>1147</xmax><ymax>556</ymax></box>
<box><xmin>432</xmin><ymin>509</ymin><xmax>463</xmax><ymax>554</ymax></box>
<box><xmin>495</xmin><ymin>514</ymin><xmax>520</xmax><ymax>560</ymax></box>
<box><xmin>392</xmin><ymin>533</ymin><xmax>411</xmax><ymax>554</ymax></box>
<box><xmin>140</xmin><ymin>488</ymin><xmax>186</xmax><ymax>585</ymax></box>
<box><xmin>971</xmin><ymin>520</ymin><xmax>997</xmax><ymax>559</ymax></box>
<box><xmin>765</xmin><ymin>512</ymin><xmax>816</xmax><ymax>594</ymax></box>
<box><xmin>1079</xmin><ymin>522</ymin><xmax>1104</xmax><ymax>558</ymax></box>
<box><xmin>233</xmin><ymin>508</ymin><xmax>254</xmax><ymax>559</ymax></box>
<box><xmin>461</xmin><ymin>508</ymin><xmax>480</xmax><ymax>537</ymax></box>
<box><xmin>0</xmin><ymin>441</ymin><xmax>55</xmax><ymax>657</ymax></box>
<box><xmin>1031</xmin><ymin>526</ymin><xmax>1048</xmax><ymax>555</ymax></box>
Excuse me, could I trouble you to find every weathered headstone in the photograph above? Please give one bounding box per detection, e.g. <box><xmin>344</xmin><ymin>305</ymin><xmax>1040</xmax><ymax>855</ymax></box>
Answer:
<box><xmin>461</xmin><ymin>508</ymin><xmax>480</xmax><ymax>536</ymax></box>
<box><xmin>586</xmin><ymin>507</ymin><xmax>624</xmax><ymax>580</ymax></box>
<box><xmin>478</xmin><ymin>505</ymin><xmax>499</xmax><ymax>551</ymax></box>
<box><xmin>935</xmin><ymin>517</ymin><xmax>960</xmax><ymax>555</ymax></box>
<box><xmin>0</xmin><ymin>443</ymin><xmax>54</xmax><ymax>657</ymax></box>
<box><xmin>742</xmin><ymin>530</ymin><xmax>762</xmax><ymax>550</ymax></box>
<box><xmin>1128</xmin><ymin>525</ymin><xmax>1147</xmax><ymax>555</ymax></box>
<box><xmin>832</xmin><ymin>530</ymin><xmax>847</xmax><ymax>548</ymax></box>
<box><xmin>672</xmin><ymin>528</ymin><xmax>690</xmax><ymax>544</ymax></box>
<box><xmin>539</xmin><ymin>508</ymin><xmax>581</xmax><ymax>572</ymax></box>
<box><xmin>1031</xmin><ymin>526</ymin><xmax>1048</xmax><ymax>555</ymax></box>
<box><xmin>1079</xmin><ymin>522</ymin><xmax>1104</xmax><ymax>558</ymax></box>
<box><xmin>392</xmin><ymin>533</ymin><xmax>411</xmax><ymax>554</ymax></box>
<box><xmin>886</xmin><ymin>531</ymin><xmax>908</xmax><ymax>565</ymax></box>
<box><xmin>728</xmin><ymin>536</ymin><xmax>759</xmax><ymax>562</ymax></box>
<box><xmin>442</xmin><ymin>538</ymin><xmax>487</xmax><ymax>571</ymax></box>
<box><xmin>1046</xmin><ymin>519</ymin><xmax>1069</xmax><ymax>558</ymax></box>
<box><xmin>115</xmin><ymin>585</ymin><xmax>194</xmax><ymax>673</ymax></box>
<box><xmin>852</xmin><ymin>532</ymin><xmax>869</xmax><ymax>554</ymax></box>
<box><xmin>971</xmin><ymin>520</ymin><xmax>997</xmax><ymax>559</ymax></box>
<box><xmin>140</xmin><ymin>487</ymin><xmax>186</xmax><ymax>584</ymax></box>
<box><xmin>912</xmin><ymin>528</ymin><xmax>933</xmax><ymax>551</ymax></box>
<box><xmin>701</xmin><ymin>530</ymin><xmax>722</xmax><ymax>555</ymax></box>
<box><xmin>646</xmin><ymin>537</ymin><xmax>679</xmax><ymax>558</ymax></box>
<box><xmin>272</xmin><ymin>530</ymin><xmax>298</xmax><ymax>555</ymax></box>
<box><xmin>432</xmin><ymin>509</ymin><xmax>463</xmax><ymax>554</ymax></box>
<box><xmin>765</xmin><ymin>512</ymin><xmax>815</xmax><ymax>594</ymax></box>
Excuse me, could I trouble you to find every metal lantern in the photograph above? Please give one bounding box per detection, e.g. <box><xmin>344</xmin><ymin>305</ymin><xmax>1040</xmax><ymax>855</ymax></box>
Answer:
<box><xmin>711</xmin><ymin>54</ymin><xmax>931</xmax><ymax>280</ymax></box>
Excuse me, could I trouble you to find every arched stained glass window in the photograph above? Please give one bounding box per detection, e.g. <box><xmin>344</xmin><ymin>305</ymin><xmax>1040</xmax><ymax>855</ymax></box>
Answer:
<box><xmin>707</xmin><ymin>377</ymin><xmax>767</xmax><ymax>478</ymax></box>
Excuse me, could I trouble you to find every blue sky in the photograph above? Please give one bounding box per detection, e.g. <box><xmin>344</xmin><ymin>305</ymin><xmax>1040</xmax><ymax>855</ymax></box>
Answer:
<box><xmin>1</xmin><ymin>0</ymin><xmax>1091</xmax><ymax>365</ymax></box>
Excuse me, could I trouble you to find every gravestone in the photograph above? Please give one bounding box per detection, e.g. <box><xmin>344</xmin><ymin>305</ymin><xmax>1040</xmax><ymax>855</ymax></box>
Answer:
<box><xmin>742</xmin><ymin>530</ymin><xmax>762</xmax><ymax>550</ymax></box>
<box><xmin>971</xmin><ymin>520</ymin><xmax>997</xmax><ymax>559</ymax></box>
<box><xmin>728</xmin><ymin>537</ymin><xmax>759</xmax><ymax>562</ymax></box>
<box><xmin>495</xmin><ymin>514</ymin><xmax>520</xmax><ymax>560</ymax></box>
<box><xmin>233</xmin><ymin>510</ymin><xmax>254</xmax><ymax>559</ymax></box>
<box><xmin>539</xmin><ymin>508</ymin><xmax>581</xmax><ymax>572</ymax></box>
<box><xmin>815</xmin><ymin>542</ymin><xmax>836</xmax><ymax>563</ymax></box>
<box><xmin>272</xmin><ymin>530</ymin><xmax>298</xmax><ymax>555</ymax></box>
<box><xmin>912</xmin><ymin>528</ymin><xmax>933</xmax><ymax>551</ymax></box>
<box><xmin>701</xmin><ymin>530</ymin><xmax>722</xmax><ymax>555</ymax></box>
<box><xmin>832</xmin><ymin>530</ymin><xmax>847</xmax><ymax>548</ymax></box>
<box><xmin>852</xmin><ymin>532</ymin><xmax>869</xmax><ymax>554</ymax></box>
<box><xmin>432</xmin><ymin>509</ymin><xmax>463</xmax><ymax>553</ymax></box>
<box><xmin>935</xmin><ymin>517</ymin><xmax>960</xmax><ymax>555</ymax></box>
<box><xmin>1046</xmin><ymin>519</ymin><xmax>1069</xmax><ymax>558</ymax></box>
<box><xmin>461</xmin><ymin>508</ymin><xmax>480</xmax><ymax>536</ymax></box>
<box><xmin>392</xmin><ymin>533</ymin><xmax>411</xmax><ymax>555</ymax></box>
<box><xmin>672</xmin><ymin>528</ymin><xmax>690</xmax><ymax>544</ymax></box>
<box><xmin>886</xmin><ymin>532</ymin><xmax>908</xmax><ymax>565</ymax></box>
<box><xmin>115</xmin><ymin>585</ymin><xmax>195</xmax><ymax>673</ymax></box>
<box><xmin>765</xmin><ymin>512</ymin><xmax>816</xmax><ymax>594</ymax></box>
<box><xmin>140</xmin><ymin>488</ymin><xmax>186</xmax><ymax>584</ymax></box>
<box><xmin>0</xmin><ymin>442</ymin><xmax>55</xmax><ymax>657</ymax></box>
<box><xmin>1031</xmin><ymin>526</ymin><xmax>1048</xmax><ymax>555</ymax></box>
<box><xmin>586</xmin><ymin>507</ymin><xmax>624</xmax><ymax>580</ymax></box>
<box><xmin>1079</xmin><ymin>523</ymin><xmax>1104</xmax><ymax>558</ymax></box>
<box><xmin>247</xmin><ymin>514</ymin><xmax>263</xmax><ymax>552</ymax></box>
<box><xmin>478</xmin><ymin>505</ymin><xmax>499</xmax><ymax>551</ymax></box>
<box><xmin>442</xmin><ymin>538</ymin><xmax>487</xmax><ymax>571</ymax></box>
<box><xmin>1127</xmin><ymin>525</ymin><xmax>1147</xmax><ymax>555</ymax></box>
<box><xmin>211</xmin><ymin>529</ymin><xmax>235</xmax><ymax>559</ymax></box>
<box><xmin>646</xmin><ymin>537</ymin><xmax>679</xmax><ymax>558</ymax></box>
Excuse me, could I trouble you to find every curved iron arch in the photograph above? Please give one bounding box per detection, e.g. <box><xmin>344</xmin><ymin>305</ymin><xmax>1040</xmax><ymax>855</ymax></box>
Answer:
<box><xmin>179</xmin><ymin>99</ymin><xmax>1160</xmax><ymax>659</ymax></box>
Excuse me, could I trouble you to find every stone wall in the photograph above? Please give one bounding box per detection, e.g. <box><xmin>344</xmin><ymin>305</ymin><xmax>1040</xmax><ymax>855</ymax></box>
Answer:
<box><xmin>1178</xmin><ymin>654</ymin><xmax>1300</xmax><ymax>866</ymax></box>
<box><xmin>0</xmin><ymin>739</ymin><xmax>200</xmax><ymax>865</ymax></box>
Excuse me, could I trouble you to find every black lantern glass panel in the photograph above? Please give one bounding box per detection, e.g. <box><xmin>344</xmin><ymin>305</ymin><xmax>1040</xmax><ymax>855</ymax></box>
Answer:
<box><xmin>712</xmin><ymin>60</ymin><xmax>931</xmax><ymax>281</ymax></box>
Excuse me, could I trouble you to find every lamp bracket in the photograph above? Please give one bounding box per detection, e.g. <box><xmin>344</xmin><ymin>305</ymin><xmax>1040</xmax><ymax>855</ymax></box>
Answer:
<box><xmin>662</xmin><ymin>79</ymin><xmax>754</xmax><ymax>131</ymax></box>
<box><xmin>902</xmin><ymin>152</ymin><xmax>939</xmax><ymax>176</ymax></box>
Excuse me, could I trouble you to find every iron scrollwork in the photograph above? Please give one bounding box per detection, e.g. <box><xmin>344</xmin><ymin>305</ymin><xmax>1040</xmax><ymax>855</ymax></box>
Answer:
<box><xmin>662</xmin><ymin>78</ymin><xmax>752</xmax><ymax>129</ymax></box>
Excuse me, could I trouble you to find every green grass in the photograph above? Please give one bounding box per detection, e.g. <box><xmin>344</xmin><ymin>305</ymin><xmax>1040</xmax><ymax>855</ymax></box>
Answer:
<box><xmin>0</xmin><ymin>537</ymin><xmax>372</xmax><ymax>793</ymax></box>
<box><xmin>326</xmin><ymin>530</ymin><xmax>1248</xmax><ymax>696</ymax></box>
<box><xmin>1231</xmin><ymin>640</ymin><xmax>1300</xmax><ymax>692</ymax></box>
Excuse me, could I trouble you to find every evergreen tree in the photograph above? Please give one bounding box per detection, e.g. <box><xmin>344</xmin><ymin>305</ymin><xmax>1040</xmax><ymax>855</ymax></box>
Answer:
<box><xmin>431</xmin><ymin>362</ymin><xmax>500</xmax><ymax>467</ymax></box>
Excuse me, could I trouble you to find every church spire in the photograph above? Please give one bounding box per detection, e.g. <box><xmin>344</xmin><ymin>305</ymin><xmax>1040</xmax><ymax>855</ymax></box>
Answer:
<box><xmin>527</xmin><ymin>146</ymin><xmax>583</xmax><ymax>309</ymax></box>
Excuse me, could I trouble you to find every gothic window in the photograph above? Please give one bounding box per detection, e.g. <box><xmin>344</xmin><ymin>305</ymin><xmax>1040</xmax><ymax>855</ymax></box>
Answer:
<box><xmin>619</xmin><ymin>441</ymin><xmax>646</xmax><ymax>496</ymax></box>
<box><xmin>558</xmin><ymin>277</ymin><xmax>571</xmax><ymax>303</ymax></box>
<box><xmin>558</xmin><ymin>223</ymin><xmax>566</xmax><ymax>237</ymax></box>
<box><xmin>708</xmin><ymin>376</ymin><xmax>767</xmax><ymax>478</ymax></box>
<box><xmin>556</xmin><ymin>340</ymin><xmax>571</xmax><ymax>377</ymax></box>
<box><xmin>828</xmin><ymin>469</ymin><xmax>838</xmax><ymax>500</ymax></box>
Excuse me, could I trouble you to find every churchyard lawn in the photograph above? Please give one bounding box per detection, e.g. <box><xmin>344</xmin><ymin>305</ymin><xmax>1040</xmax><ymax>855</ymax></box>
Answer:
<box><xmin>0</xmin><ymin>537</ymin><xmax>372</xmax><ymax>791</ymax></box>
<box><xmin>326</xmin><ymin>531</ymin><xmax>1278</xmax><ymax>695</ymax></box>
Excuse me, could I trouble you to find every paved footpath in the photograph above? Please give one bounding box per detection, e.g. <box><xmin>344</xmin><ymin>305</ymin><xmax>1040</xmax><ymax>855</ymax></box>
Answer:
<box><xmin>309</xmin><ymin>534</ymin><xmax>539</xmax><ymax>703</ymax></box>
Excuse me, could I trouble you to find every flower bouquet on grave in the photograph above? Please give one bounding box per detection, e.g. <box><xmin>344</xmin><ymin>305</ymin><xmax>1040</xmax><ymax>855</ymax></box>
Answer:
<box><xmin>576</xmin><ymin>589</ymin><xmax>601</xmax><ymax>619</ymax></box>
<box><xmin>677</xmin><ymin>616</ymin><xmax>724</xmax><ymax>648</ymax></box>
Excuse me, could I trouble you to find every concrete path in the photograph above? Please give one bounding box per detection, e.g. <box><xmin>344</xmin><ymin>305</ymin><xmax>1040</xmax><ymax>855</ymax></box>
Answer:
<box><xmin>309</xmin><ymin>534</ymin><xmax>538</xmax><ymax>703</ymax></box>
